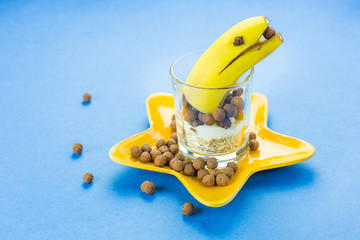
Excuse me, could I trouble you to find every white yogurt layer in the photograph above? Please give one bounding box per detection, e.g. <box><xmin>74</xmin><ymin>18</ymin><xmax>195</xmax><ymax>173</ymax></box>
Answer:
<box><xmin>184</xmin><ymin>118</ymin><xmax>247</xmax><ymax>141</ymax></box>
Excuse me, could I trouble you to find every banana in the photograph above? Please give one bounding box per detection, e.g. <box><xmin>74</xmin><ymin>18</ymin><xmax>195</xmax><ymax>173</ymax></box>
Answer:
<box><xmin>183</xmin><ymin>16</ymin><xmax>283</xmax><ymax>113</ymax></box>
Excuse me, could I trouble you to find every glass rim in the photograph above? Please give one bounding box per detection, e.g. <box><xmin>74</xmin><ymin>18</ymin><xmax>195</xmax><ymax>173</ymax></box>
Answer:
<box><xmin>170</xmin><ymin>50</ymin><xmax>254</xmax><ymax>90</ymax></box>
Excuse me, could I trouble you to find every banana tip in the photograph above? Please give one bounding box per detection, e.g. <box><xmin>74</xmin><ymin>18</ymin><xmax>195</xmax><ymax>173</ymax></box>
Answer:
<box><xmin>276</xmin><ymin>32</ymin><xmax>284</xmax><ymax>43</ymax></box>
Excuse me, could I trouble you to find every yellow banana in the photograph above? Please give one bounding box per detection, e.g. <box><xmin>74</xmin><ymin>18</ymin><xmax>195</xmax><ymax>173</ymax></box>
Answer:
<box><xmin>183</xmin><ymin>16</ymin><xmax>283</xmax><ymax>113</ymax></box>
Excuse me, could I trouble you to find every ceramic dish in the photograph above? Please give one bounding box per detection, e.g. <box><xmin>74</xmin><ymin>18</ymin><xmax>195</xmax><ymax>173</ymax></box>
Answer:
<box><xmin>109</xmin><ymin>93</ymin><xmax>315</xmax><ymax>207</ymax></box>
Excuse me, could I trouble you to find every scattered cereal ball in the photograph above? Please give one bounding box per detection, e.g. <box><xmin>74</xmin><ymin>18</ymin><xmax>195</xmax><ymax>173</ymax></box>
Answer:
<box><xmin>139</xmin><ymin>151</ymin><xmax>151</xmax><ymax>163</ymax></box>
<box><xmin>82</xmin><ymin>93</ymin><xmax>91</xmax><ymax>102</ymax></box>
<box><xmin>175</xmin><ymin>153</ymin><xmax>185</xmax><ymax>161</ymax></box>
<box><xmin>73</xmin><ymin>143</ymin><xmax>83</xmax><ymax>154</ymax></box>
<box><xmin>183</xmin><ymin>158</ymin><xmax>192</xmax><ymax>165</ymax></box>
<box><xmin>233</xmin><ymin>88</ymin><xmax>243</xmax><ymax>96</ymax></box>
<box><xmin>130</xmin><ymin>145</ymin><xmax>142</xmax><ymax>158</ymax></box>
<box><xmin>141</xmin><ymin>180</ymin><xmax>155</xmax><ymax>194</ymax></box>
<box><xmin>263</xmin><ymin>27</ymin><xmax>276</xmax><ymax>40</ymax></box>
<box><xmin>222</xmin><ymin>167</ymin><xmax>234</xmax><ymax>179</ymax></box>
<box><xmin>223</xmin><ymin>104</ymin><xmax>236</xmax><ymax>118</ymax></box>
<box><xmin>184</xmin><ymin>109</ymin><xmax>197</xmax><ymax>123</ymax></box>
<box><xmin>234</xmin><ymin>108</ymin><xmax>245</xmax><ymax>120</ymax></box>
<box><xmin>212</xmin><ymin>108</ymin><xmax>226</xmax><ymax>122</ymax></box>
<box><xmin>216</xmin><ymin>173</ymin><xmax>230</xmax><ymax>186</ymax></box>
<box><xmin>150</xmin><ymin>149</ymin><xmax>161</xmax><ymax>161</ymax></box>
<box><xmin>182</xmin><ymin>202</ymin><xmax>195</xmax><ymax>216</ymax></box>
<box><xmin>162</xmin><ymin>152</ymin><xmax>174</xmax><ymax>164</ymax></box>
<box><xmin>171</xmin><ymin>114</ymin><xmax>176</xmax><ymax>121</ymax></box>
<box><xmin>154</xmin><ymin>155</ymin><xmax>167</xmax><ymax>167</ymax></box>
<box><xmin>198</xmin><ymin>112</ymin><xmax>205</xmax><ymax>123</ymax></box>
<box><xmin>167</xmin><ymin>138</ymin><xmax>177</xmax><ymax>147</ymax></box>
<box><xmin>225</xmin><ymin>93</ymin><xmax>233</xmax><ymax>104</ymax></box>
<box><xmin>203</xmin><ymin>113</ymin><xmax>215</xmax><ymax>125</ymax></box>
<box><xmin>227</xmin><ymin>162</ymin><xmax>238</xmax><ymax>173</ymax></box>
<box><xmin>202</xmin><ymin>174</ymin><xmax>215</xmax><ymax>187</ymax></box>
<box><xmin>156</xmin><ymin>139</ymin><xmax>166</xmax><ymax>149</ymax></box>
<box><xmin>249</xmin><ymin>139</ymin><xmax>259</xmax><ymax>151</ymax></box>
<box><xmin>193</xmin><ymin>157</ymin><xmax>205</xmax><ymax>170</ymax></box>
<box><xmin>159</xmin><ymin>145</ymin><xmax>169</xmax><ymax>153</ymax></box>
<box><xmin>141</xmin><ymin>144</ymin><xmax>152</xmax><ymax>153</ymax></box>
<box><xmin>197</xmin><ymin>169</ymin><xmax>209</xmax><ymax>180</ymax></box>
<box><xmin>206</xmin><ymin>157</ymin><xmax>218</xmax><ymax>169</ymax></box>
<box><xmin>169</xmin><ymin>144</ymin><xmax>179</xmax><ymax>155</ymax></box>
<box><xmin>170</xmin><ymin>132</ymin><xmax>178</xmax><ymax>142</ymax></box>
<box><xmin>173</xmin><ymin>160</ymin><xmax>185</xmax><ymax>172</ymax></box>
<box><xmin>83</xmin><ymin>172</ymin><xmax>94</xmax><ymax>183</ymax></box>
<box><xmin>210</xmin><ymin>169</ymin><xmax>221</xmax><ymax>177</ymax></box>
<box><xmin>182</xmin><ymin>94</ymin><xmax>189</xmax><ymax>107</ymax></box>
<box><xmin>192</xmin><ymin>120</ymin><xmax>201</xmax><ymax>127</ymax></box>
<box><xmin>231</xmin><ymin>96</ymin><xmax>244</xmax><ymax>110</ymax></box>
<box><xmin>184</xmin><ymin>163</ymin><xmax>196</xmax><ymax>176</ymax></box>
<box><xmin>249</xmin><ymin>131</ymin><xmax>257</xmax><ymax>141</ymax></box>
<box><xmin>218</xmin><ymin>118</ymin><xmax>231</xmax><ymax>129</ymax></box>
<box><xmin>169</xmin><ymin>158</ymin><xmax>177</xmax><ymax>169</ymax></box>
<box><xmin>170</xmin><ymin>120</ymin><xmax>177</xmax><ymax>132</ymax></box>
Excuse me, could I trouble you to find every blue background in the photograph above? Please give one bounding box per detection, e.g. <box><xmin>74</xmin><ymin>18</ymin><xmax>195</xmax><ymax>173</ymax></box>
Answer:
<box><xmin>1</xmin><ymin>0</ymin><xmax>359</xmax><ymax>239</ymax></box>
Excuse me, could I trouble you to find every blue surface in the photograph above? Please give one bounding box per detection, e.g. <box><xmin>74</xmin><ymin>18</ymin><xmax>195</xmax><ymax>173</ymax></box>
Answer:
<box><xmin>0</xmin><ymin>0</ymin><xmax>359</xmax><ymax>239</ymax></box>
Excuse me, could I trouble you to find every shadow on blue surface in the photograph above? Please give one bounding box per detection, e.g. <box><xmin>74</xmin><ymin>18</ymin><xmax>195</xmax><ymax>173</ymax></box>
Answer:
<box><xmin>109</xmin><ymin>164</ymin><xmax>315</xmax><ymax>236</ymax></box>
<box><xmin>82</xmin><ymin>182</ymin><xmax>93</xmax><ymax>189</ymax></box>
<box><xmin>71</xmin><ymin>153</ymin><xmax>82</xmax><ymax>160</ymax></box>
<box><xmin>82</xmin><ymin>101</ymin><xmax>91</xmax><ymax>106</ymax></box>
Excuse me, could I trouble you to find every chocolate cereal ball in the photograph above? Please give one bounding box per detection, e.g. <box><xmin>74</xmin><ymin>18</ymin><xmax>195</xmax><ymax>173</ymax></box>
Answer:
<box><xmin>203</xmin><ymin>113</ymin><xmax>215</xmax><ymax>125</ymax></box>
<box><xmin>184</xmin><ymin>163</ymin><xmax>196</xmax><ymax>176</ymax></box>
<box><xmin>184</xmin><ymin>109</ymin><xmax>197</xmax><ymax>123</ymax></box>
<box><xmin>170</xmin><ymin>132</ymin><xmax>178</xmax><ymax>142</ymax></box>
<box><xmin>172</xmin><ymin>160</ymin><xmax>185</xmax><ymax>172</ymax></box>
<box><xmin>156</xmin><ymin>139</ymin><xmax>166</xmax><ymax>149</ymax></box>
<box><xmin>158</xmin><ymin>145</ymin><xmax>169</xmax><ymax>154</ymax></box>
<box><xmin>169</xmin><ymin>158</ymin><xmax>177</xmax><ymax>169</ymax></box>
<box><xmin>227</xmin><ymin>162</ymin><xmax>238</xmax><ymax>173</ymax></box>
<box><xmin>224</xmin><ymin>93</ymin><xmax>233</xmax><ymax>104</ymax></box>
<box><xmin>263</xmin><ymin>27</ymin><xmax>276</xmax><ymax>40</ymax></box>
<box><xmin>210</xmin><ymin>169</ymin><xmax>221</xmax><ymax>177</ymax></box>
<box><xmin>170</xmin><ymin>145</ymin><xmax>179</xmax><ymax>155</ymax></box>
<box><xmin>249</xmin><ymin>131</ymin><xmax>257</xmax><ymax>141</ymax></box>
<box><xmin>193</xmin><ymin>157</ymin><xmax>205</xmax><ymax>170</ymax></box>
<box><xmin>197</xmin><ymin>169</ymin><xmax>209</xmax><ymax>180</ymax></box>
<box><xmin>218</xmin><ymin>118</ymin><xmax>231</xmax><ymax>129</ymax></box>
<box><xmin>139</xmin><ymin>152</ymin><xmax>151</xmax><ymax>163</ymax></box>
<box><xmin>223</xmin><ymin>104</ymin><xmax>236</xmax><ymax>118</ymax></box>
<box><xmin>141</xmin><ymin>180</ymin><xmax>155</xmax><ymax>194</ymax></box>
<box><xmin>175</xmin><ymin>153</ymin><xmax>185</xmax><ymax>161</ymax></box>
<box><xmin>202</xmin><ymin>174</ymin><xmax>215</xmax><ymax>187</ymax></box>
<box><xmin>222</xmin><ymin>167</ymin><xmax>234</xmax><ymax>179</ymax></box>
<box><xmin>141</xmin><ymin>144</ymin><xmax>152</xmax><ymax>153</ymax></box>
<box><xmin>231</xmin><ymin>96</ymin><xmax>244</xmax><ymax>110</ymax></box>
<box><xmin>206</xmin><ymin>157</ymin><xmax>218</xmax><ymax>169</ymax></box>
<box><xmin>162</xmin><ymin>151</ymin><xmax>174</xmax><ymax>164</ymax></box>
<box><xmin>170</xmin><ymin>120</ymin><xmax>177</xmax><ymax>132</ymax></box>
<box><xmin>183</xmin><ymin>158</ymin><xmax>192</xmax><ymax>165</ymax></box>
<box><xmin>130</xmin><ymin>145</ymin><xmax>142</xmax><ymax>158</ymax></box>
<box><xmin>83</xmin><ymin>172</ymin><xmax>94</xmax><ymax>183</ymax></box>
<box><xmin>82</xmin><ymin>93</ymin><xmax>91</xmax><ymax>102</ymax></box>
<box><xmin>198</xmin><ymin>112</ymin><xmax>205</xmax><ymax>123</ymax></box>
<box><xmin>216</xmin><ymin>173</ymin><xmax>230</xmax><ymax>186</ymax></box>
<box><xmin>150</xmin><ymin>149</ymin><xmax>161</xmax><ymax>161</ymax></box>
<box><xmin>249</xmin><ymin>139</ymin><xmax>259</xmax><ymax>151</ymax></box>
<box><xmin>233</xmin><ymin>88</ymin><xmax>243</xmax><ymax>96</ymax></box>
<box><xmin>154</xmin><ymin>155</ymin><xmax>167</xmax><ymax>167</ymax></box>
<box><xmin>212</xmin><ymin>108</ymin><xmax>226</xmax><ymax>122</ymax></box>
<box><xmin>182</xmin><ymin>202</ymin><xmax>195</xmax><ymax>216</ymax></box>
<box><xmin>192</xmin><ymin>120</ymin><xmax>201</xmax><ymax>127</ymax></box>
<box><xmin>73</xmin><ymin>143</ymin><xmax>83</xmax><ymax>155</ymax></box>
<box><xmin>167</xmin><ymin>138</ymin><xmax>177</xmax><ymax>147</ymax></box>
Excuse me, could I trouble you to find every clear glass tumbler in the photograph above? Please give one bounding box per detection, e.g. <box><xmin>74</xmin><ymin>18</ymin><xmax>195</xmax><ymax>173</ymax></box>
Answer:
<box><xmin>170</xmin><ymin>51</ymin><xmax>253</xmax><ymax>168</ymax></box>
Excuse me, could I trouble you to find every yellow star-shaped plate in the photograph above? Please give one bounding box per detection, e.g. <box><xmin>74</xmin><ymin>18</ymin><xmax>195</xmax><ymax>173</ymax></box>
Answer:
<box><xmin>109</xmin><ymin>93</ymin><xmax>315</xmax><ymax>207</ymax></box>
